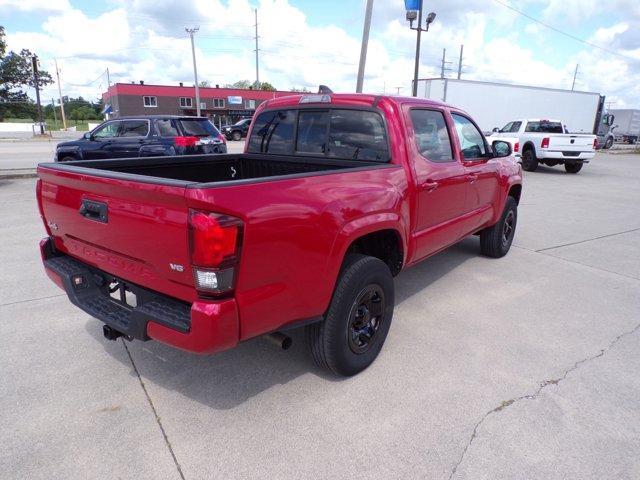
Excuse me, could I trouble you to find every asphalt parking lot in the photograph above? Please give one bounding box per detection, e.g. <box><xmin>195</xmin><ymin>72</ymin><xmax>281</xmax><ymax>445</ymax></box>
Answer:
<box><xmin>1</xmin><ymin>152</ymin><xmax>639</xmax><ymax>479</ymax></box>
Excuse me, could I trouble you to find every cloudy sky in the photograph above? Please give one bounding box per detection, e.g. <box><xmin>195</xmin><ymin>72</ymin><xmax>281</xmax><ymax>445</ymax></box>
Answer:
<box><xmin>2</xmin><ymin>0</ymin><xmax>640</xmax><ymax>107</ymax></box>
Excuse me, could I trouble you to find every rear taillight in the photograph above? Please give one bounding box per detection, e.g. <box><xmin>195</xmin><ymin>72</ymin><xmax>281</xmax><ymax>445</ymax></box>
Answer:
<box><xmin>541</xmin><ymin>137</ymin><xmax>550</xmax><ymax>149</ymax></box>
<box><xmin>174</xmin><ymin>136</ymin><xmax>198</xmax><ymax>147</ymax></box>
<box><xmin>593</xmin><ymin>138</ymin><xmax>598</xmax><ymax>149</ymax></box>
<box><xmin>188</xmin><ymin>209</ymin><xmax>242</xmax><ymax>295</ymax></box>
<box><xmin>217</xmin><ymin>133</ymin><xmax>226</xmax><ymax>144</ymax></box>
<box><xmin>514</xmin><ymin>142</ymin><xmax>519</xmax><ymax>153</ymax></box>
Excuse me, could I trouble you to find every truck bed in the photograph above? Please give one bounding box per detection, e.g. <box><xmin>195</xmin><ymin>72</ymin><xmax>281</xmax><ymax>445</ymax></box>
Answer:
<box><xmin>40</xmin><ymin>153</ymin><xmax>379</xmax><ymax>186</ymax></box>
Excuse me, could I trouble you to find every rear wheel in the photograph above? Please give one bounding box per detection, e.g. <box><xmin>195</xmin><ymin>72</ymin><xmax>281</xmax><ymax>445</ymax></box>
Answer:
<box><xmin>59</xmin><ymin>155</ymin><xmax>77</xmax><ymax>162</ymax></box>
<box><xmin>521</xmin><ymin>149</ymin><xmax>538</xmax><ymax>172</ymax></box>
<box><xmin>603</xmin><ymin>137</ymin><xmax>614</xmax><ymax>149</ymax></box>
<box><xmin>480</xmin><ymin>196</ymin><xmax>518</xmax><ymax>258</ymax></box>
<box><xmin>564</xmin><ymin>162</ymin><xmax>583</xmax><ymax>174</ymax></box>
<box><xmin>232</xmin><ymin>130</ymin><xmax>242</xmax><ymax>141</ymax></box>
<box><xmin>306</xmin><ymin>254</ymin><xmax>394</xmax><ymax>377</ymax></box>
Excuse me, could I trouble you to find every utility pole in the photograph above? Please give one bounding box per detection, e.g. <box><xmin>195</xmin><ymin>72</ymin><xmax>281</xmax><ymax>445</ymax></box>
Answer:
<box><xmin>571</xmin><ymin>64</ymin><xmax>579</xmax><ymax>91</ymax></box>
<box><xmin>440</xmin><ymin>48</ymin><xmax>452</xmax><ymax>78</ymax></box>
<box><xmin>52</xmin><ymin>98</ymin><xmax>58</xmax><ymax>126</ymax></box>
<box><xmin>457</xmin><ymin>44</ymin><xmax>464</xmax><ymax>79</ymax></box>
<box><xmin>54</xmin><ymin>59</ymin><xmax>67</xmax><ymax>130</ymax></box>
<box><xmin>31</xmin><ymin>56</ymin><xmax>45</xmax><ymax>135</ymax></box>
<box><xmin>185</xmin><ymin>26</ymin><xmax>201</xmax><ymax>116</ymax></box>
<box><xmin>106</xmin><ymin>67</ymin><xmax>110</xmax><ymax>87</ymax></box>
<box><xmin>356</xmin><ymin>0</ymin><xmax>374</xmax><ymax>93</ymax></box>
<box><xmin>254</xmin><ymin>9</ymin><xmax>260</xmax><ymax>89</ymax></box>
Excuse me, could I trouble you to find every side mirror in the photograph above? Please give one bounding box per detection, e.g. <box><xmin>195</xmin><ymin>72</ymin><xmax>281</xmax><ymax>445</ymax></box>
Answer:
<box><xmin>83</xmin><ymin>132</ymin><xmax>92</xmax><ymax>140</ymax></box>
<box><xmin>492</xmin><ymin>127</ymin><xmax>500</xmax><ymax>133</ymax></box>
<box><xmin>492</xmin><ymin>140</ymin><xmax>512</xmax><ymax>158</ymax></box>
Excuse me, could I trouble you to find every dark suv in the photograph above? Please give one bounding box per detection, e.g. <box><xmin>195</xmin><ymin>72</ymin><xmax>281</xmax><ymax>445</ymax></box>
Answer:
<box><xmin>221</xmin><ymin>118</ymin><xmax>252</xmax><ymax>141</ymax></box>
<box><xmin>55</xmin><ymin>116</ymin><xmax>227</xmax><ymax>162</ymax></box>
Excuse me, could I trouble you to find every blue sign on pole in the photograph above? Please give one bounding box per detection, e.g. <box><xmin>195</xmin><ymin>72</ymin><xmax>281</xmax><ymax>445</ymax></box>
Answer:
<box><xmin>404</xmin><ymin>0</ymin><xmax>420</xmax><ymax>10</ymax></box>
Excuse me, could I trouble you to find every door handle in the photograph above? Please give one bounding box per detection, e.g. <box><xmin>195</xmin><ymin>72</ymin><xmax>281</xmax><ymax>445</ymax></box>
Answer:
<box><xmin>420</xmin><ymin>180</ymin><xmax>439</xmax><ymax>192</ymax></box>
<box><xmin>467</xmin><ymin>173</ymin><xmax>478</xmax><ymax>183</ymax></box>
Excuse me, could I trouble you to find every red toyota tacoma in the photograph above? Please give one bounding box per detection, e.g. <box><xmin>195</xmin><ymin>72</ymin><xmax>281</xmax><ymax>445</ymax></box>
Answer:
<box><xmin>37</xmin><ymin>93</ymin><xmax>522</xmax><ymax>376</ymax></box>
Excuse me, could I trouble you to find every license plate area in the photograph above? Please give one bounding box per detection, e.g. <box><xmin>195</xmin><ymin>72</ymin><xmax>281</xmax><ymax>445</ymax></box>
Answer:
<box><xmin>107</xmin><ymin>278</ymin><xmax>138</xmax><ymax>308</ymax></box>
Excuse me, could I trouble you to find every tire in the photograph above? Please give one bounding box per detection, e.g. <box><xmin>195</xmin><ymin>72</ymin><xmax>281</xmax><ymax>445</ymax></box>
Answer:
<box><xmin>306</xmin><ymin>254</ymin><xmax>394</xmax><ymax>377</ymax></box>
<box><xmin>564</xmin><ymin>162</ymin><xmax>583</xmax><ymax>174</ymax></box>
<box><xmin>59</xmin><ymin>155</ymin><xmax>76</xmax><ymax>162</ymax></box>
<box><xmin>603</xmin><ymin>137</ymin><xmax>613</xmax><ymax>149</ymax></box>
<box><xmin>480</xmin><ymin>196</ymin><xmax>518</xmax><ymax>258</ymax></box>
<box><xmin>232</xmin><ymin>130</ymin><xmax>242</xmax><ymax>141</ymax></box>
<box><xmin>521</xmin><ymin>149</ymin><xmax>538</xmax><ymax>172</ymax></box>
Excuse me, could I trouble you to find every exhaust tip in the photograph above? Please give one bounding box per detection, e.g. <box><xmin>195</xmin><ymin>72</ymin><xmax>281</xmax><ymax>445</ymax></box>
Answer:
<box><xmin>265</xmin><ymin>332</ymin><xmax>292</xmax><ymax>350</ymax></box>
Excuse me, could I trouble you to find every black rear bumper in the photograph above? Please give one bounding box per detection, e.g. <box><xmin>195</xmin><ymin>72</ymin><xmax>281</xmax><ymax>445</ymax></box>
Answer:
<box><xmin>41</xmin><ymin>238</ymin><xmax>191</xmax><ymax>340</ymax></box>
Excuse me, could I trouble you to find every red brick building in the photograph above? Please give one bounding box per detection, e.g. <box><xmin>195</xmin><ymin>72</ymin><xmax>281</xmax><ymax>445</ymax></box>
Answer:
<box><xmin>101</xmin><ymin>82</ymin><xmax>296</xmax><ymax>127</ymax></box>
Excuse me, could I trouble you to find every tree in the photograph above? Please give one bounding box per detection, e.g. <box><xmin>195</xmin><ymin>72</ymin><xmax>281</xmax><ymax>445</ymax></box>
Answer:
<box><xmin>224</xmin><ymin>80</ymin><xmax>277</xmax><ymax>91</ymax></box>
<box><xmin>257</xmin><ymin>81</ymin><xmax>276</xmax><ymax>91</ymax></box>
<box><xmin>198</xmin><ymin>80</ymin><xmax>211</xmax><ymax>87</ymax></box>
<box><xmin>0</xmin><ymin>26</ymin><xmax>54</xmax><ymax>121</ymax></box>
<box><xmin>224</xmin><ymin>80</ymin><xmax>252</xmax><ymax>89</ymax></box>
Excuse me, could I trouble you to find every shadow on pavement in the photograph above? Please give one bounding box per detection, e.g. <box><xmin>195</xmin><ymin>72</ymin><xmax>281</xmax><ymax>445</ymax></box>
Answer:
<box><xmin>86</xmin><ymin>237</ymin><xmax>478</xmax><ymax>410</ymax></box>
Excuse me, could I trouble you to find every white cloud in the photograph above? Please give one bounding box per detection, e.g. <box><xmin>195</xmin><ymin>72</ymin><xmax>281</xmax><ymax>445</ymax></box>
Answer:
<box><xmin>0</xmin><ymin>0</ymin><xmax>70</xmax><ymax>12</ymax></box>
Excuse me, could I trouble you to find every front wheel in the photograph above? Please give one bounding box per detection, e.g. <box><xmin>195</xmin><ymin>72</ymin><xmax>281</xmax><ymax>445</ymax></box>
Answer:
<box><xmin>564</xmin><ymin>162</ymin><xmax>583</xmax><ymax>174</ymax></box>
<box><xmin>306</xmin><ymin>254</ymin><xmax>394</xmax><ymax>377</ymax></box>
<box><xmin>603</xmin><ymin>137</ymin><xmax>613</xmax><ymax>149</ymax></box>
<box><xmin>480</xmin><ymin>196</ymin><xmax>518</xmax><ymax>258</ymax></box>
<box><xmin>232</xmin><ymin>130</ymin><xmax>242</xmax><ymax>141</ymax></box>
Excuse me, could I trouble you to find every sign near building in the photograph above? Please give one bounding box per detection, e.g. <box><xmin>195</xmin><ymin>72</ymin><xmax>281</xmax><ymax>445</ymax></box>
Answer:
<box><xmin>227</xmin><ymin>96</ymin><xmax>243</xmax><ymax>105</ymax></box>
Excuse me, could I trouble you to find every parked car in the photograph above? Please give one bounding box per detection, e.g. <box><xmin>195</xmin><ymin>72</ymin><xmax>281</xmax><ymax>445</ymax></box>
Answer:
<box><xmin>37</xmin><ymin>93</ymin><xmax>522</xmax><ymax>376</ymax></box>
<box><xmin>55</xmin><ymin>116</ymin><xmax>227</xmax><ymax>161</ymax></box>
<box><xmin>221</xmin><ymin>118</ymin><xmax>252</xmax><ymax>141</ymax></box>
<box><xmin>489</xmin><ymin>119</ymin><xmax>596</xmax><ymax>173</ymax></box>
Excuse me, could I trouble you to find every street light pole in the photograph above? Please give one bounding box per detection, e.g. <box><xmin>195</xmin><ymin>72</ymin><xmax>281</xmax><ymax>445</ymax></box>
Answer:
<box><xmin>185</xmin><ymin>26</ymin><xmax>201</xmax><ymax>116</ymax></box>
<box><xmin>407</xmin><ymin>3</ymin><xmax>436</xmax><ymax>97</ymax></box>
<box><xmin>356</xmin><ymin>0</ymin><xmax>374</xmax><ymax>93</ymax></box>
<box><xmin>411</xmin><ymin>3</ymin><xmax>423</xmax><ymax>97</ymax></box>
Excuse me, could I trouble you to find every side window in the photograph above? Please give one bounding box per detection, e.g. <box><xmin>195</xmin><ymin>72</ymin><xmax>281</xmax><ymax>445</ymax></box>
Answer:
<box><xmin>247</xmin><ymin>110</ymin><xmax>296</xmax><ymax>154</ymax></box>
<box><xmin>119</xmin><ymin>120</ymin><xmax>149</xmax><ymax>137</ymax></box>
<box><xmin>93</xmin><ymin>122</ymin><xmax>120</xmax><ymax>139</ymax></box>
<box><xmin>501</xmin><ymin>122</ymin><xmax>513</xmax><ymax>133</ymax></box>
<box><xmin>409</xmin><ymin>109</ymin><xmax>453</xmax><ymax>163</ymax></box>
<box><xmin>327</xmin><ymin>110</ymin><xmax>389</xmax><ymax>161</ymax></box>
<box><xmin>510</xmin><ymin>121</ymin><xmax>522</xmax><ymax>132</ymax></box>
<box><xmin>451</xmin><ymin>113</ymin><xmax>487</xmax><ymax>159</ymax></box>
<box><xmin>296</xmin><ymin>110</ymin><xmax>329</xmax><ymax>154</ymax></box>
<box><xmin>156</xmin><ymin>119</ymin><xmax>179</xmax><ymax>137</ymax></box>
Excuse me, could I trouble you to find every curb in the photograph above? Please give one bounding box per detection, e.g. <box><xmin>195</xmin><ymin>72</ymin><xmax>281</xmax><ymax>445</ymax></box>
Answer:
<box><xmin>0</xmin><ymin>169</ymin><xmax>38</xmax><ymax>180</ymax></box>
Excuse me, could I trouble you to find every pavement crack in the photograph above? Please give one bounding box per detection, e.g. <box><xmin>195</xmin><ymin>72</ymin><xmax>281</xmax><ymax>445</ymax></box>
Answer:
<box><xmin>0</xmin><ymin>293</ymin><xmax>66</xmax><ymax>308</ymax></box>
<box><xmin>122</xmin><ymin>339</ymin><xmax>186</xmax><ymax>480</ymax></box>
<box><xmin>535</xmin><ymin>227</ymin><xmax>640</xmax><ymax>252</ymax></box>
<box><xmin>448</xmin><ymin>321</ymin><xmax>640</xmax><ymax>480</ymax></box>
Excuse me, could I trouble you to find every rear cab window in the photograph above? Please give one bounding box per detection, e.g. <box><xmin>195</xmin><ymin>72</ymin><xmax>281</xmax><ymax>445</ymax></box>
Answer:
<box><xmin>525</xmin><ymin>121</ymin><xmax>564</xmax><ymax>133</ymax></box>
<box><xmin>248</xmin><ymin>108</ymin><xmax>389</xmax><ymax>162</ymax></box>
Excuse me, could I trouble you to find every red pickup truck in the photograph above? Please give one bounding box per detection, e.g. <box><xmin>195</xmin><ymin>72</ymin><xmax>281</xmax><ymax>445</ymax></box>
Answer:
<box><xmin>37</xmin><ymin>93</ymin><xmax>522</xmax><ymax>376</ymax></box>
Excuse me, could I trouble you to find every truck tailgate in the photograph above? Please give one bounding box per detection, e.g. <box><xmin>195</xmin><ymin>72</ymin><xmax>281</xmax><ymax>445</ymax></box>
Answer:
<box><xmin>548</xmin><ymin>134</ymin><xmax>594</xmax><ymax>152</ymax></box>
<box><xmin>38</xmin><ymin>166</ymin><xmax>196</xmax><ymax>303</ymax></box>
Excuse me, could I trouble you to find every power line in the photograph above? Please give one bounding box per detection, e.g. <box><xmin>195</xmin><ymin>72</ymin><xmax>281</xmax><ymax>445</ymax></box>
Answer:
<box><xmin>492</xmin><ymin>0</ymin><xmax>640</xmax><ymax>63</ymax></box>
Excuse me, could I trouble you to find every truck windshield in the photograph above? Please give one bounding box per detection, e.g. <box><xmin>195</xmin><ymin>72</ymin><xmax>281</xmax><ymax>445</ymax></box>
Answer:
<box><xmin>248</xmin><ymin>108</ymin><xmax>389</xmax><ymax>162</ymax></box>
<box><xmin>525</xmin><ymin>121</ymin><xmax>564</xmax><ymax>133</ymax></box>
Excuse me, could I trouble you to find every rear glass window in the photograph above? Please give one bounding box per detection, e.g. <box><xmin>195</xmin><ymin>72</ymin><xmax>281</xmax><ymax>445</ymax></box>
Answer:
<box><xmin>247</xmin><ymin>110</ymin><xmax>296</xmax><ymax>154</ymax></box>
<box><xmin>156</xmin><ymin>119</ymin><xmax>179</xmax><ymax>137</ymax></box>
<box><xmin>296</xmin><ymin>110</ymin><xmax>329</xmax><ymax>154</ymax></box>
<box><xmin>119</xmin><ymin>120</ymin><xmax>148</xmax><ymax>137</ymax></box>
<box><xmin>178</xmin><ymin>119</ymin><xmax>220</xmax><ymax>137</ymax></box>
<box><xmin>525</xmin><ymin>121</ymin><xmax>564</xmax><ymax>133</ymax></box>
<box><xmin>327</xmin><ymin>110</ymin><xmax>388</xmax><ymax>161</ymax></box>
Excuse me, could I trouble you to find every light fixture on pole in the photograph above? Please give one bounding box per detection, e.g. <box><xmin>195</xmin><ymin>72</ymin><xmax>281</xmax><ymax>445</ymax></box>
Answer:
<box><xmin>405</xmin><ymin>0</ymin><xmax>436</xmax><ymax>97</ymax></box>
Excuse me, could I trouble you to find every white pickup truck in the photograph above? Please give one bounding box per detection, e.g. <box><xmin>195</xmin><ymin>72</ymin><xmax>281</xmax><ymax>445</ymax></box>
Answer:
<box><xmin>489</xmin><ymin>119</ymin><xmax>597</xmax><ymax>174</ymax></box>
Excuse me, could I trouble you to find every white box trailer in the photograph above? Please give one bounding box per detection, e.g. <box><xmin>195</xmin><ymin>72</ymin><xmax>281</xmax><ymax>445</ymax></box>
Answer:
<box><xmin>609</xmin><ymin>109</ymin><xmax>640</xmax><ymax>144</ymax></box>
<box><xmin>418</xmin><ymin>78</ymin><xmax>607</xmax><ymax>137</ymax></box>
